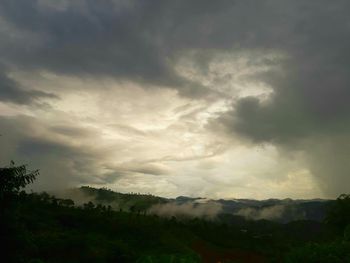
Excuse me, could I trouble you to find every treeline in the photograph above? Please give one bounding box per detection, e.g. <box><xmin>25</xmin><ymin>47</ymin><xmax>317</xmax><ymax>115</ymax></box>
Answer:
<box><xmin>1</xmin><ymin>162</ymin><xmax>350</xmax><ymax>262</ymax></box>
<box><xmin>77</xmin><ymin>186</ymin><xmax>167</xmax><ymax>214</ymax></box>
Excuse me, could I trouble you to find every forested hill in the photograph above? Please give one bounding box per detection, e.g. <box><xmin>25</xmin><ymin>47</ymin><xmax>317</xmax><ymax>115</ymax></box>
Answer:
<box><xmin>64</xmin><ymin>186</ymin><xmax>168</xmax><ymax>213</ymax></box>
<box><xmin>2</xmin><ymin>164</ymin><xmax>350</xmax><ymax>262</ymax></box>
<box><xmin>59</xmin><ymin>186</ymin><xmax>331</xmax><ymax>223</ymax></box>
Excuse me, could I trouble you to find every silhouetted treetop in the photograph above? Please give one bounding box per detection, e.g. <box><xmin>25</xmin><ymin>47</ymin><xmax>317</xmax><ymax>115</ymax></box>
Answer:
<box><xmin>0</xmin><ymin>161</ymin><xmax>39</xmax><ymax>197</ymax></box>
<box><xmin>325</xmin><ymin>194</ymin><xmax>350</xmax><ymax>230</ymax></box>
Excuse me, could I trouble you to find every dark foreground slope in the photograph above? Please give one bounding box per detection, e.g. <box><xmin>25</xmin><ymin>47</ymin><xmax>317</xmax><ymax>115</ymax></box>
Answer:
<box><xmin>3</xmin><ymin>189</ymin><xmax>350</xmax><ymax>263</ymax></box>
<box><xmin>2</xmin><ymin>164</ymin><xmax>350</xmax><ymax>263</ymax></box>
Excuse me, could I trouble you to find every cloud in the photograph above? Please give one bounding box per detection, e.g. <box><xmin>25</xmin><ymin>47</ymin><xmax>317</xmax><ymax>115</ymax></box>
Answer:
<box><xmin>206</xmin><ymin>1</ymin><xmax>350</xmax><ymax>197</ymax></box>
<box><xmin>121</xmin><ymin>162</ymin><xmax>172</xmax><ymax>176</ymax></box>
<box><xmin>0</xmin><ymin>71</ymin><xmax>58</xmax><ymax>104</ymax></box>
<box><xmin>0</xmin><ymin>0</ymin><xmax>198</xmax><ymax>96</ymax></box>
<box><xmin>235</xmin><ymin>205</ymin><xmax>286</xmax><ymax>221</ymax></box>
<box><xmin>0</xmin><ymin>0</ymin><xmax>329</xmax><ymax>98</ymax></box>
<box><xmin>1</xmin><ymin>0</ymin><xmax>349</xmax><ymax>198</ymax></box>
<box><xmin>0</xmin><ymin>115</ymin><xmax>115</xmax><ymax>190</ymax></box>
<box><xmin>1</xmin><ymin>1</ymin><xmax>349</xmax><ymax>99</ymax></box>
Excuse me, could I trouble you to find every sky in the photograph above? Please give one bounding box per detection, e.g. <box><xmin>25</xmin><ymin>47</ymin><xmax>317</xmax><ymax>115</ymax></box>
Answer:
<box><xmin>0</xmin><ymin>0</ymin><xmax>349</xmax><ymax>199</ymax></box>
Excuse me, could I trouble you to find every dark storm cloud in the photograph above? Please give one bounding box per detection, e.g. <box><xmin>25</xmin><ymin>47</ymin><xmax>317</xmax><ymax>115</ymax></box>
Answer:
<box><xmin>0</xmin><ymin>0</ymin><xmax>291</xmax><ymax>96</ymax></box>
<box><xmin>18</xmin><ymin>137</ymin><xmax>81</xmax><ymax>157</ymax></box>
<box><xmin>0</xmin><ymin>71</ymin><xmax>58</xmax><ymax>104</ymax></box>
<box><xmin>224</xmin><ymin>1</ymin><xmax>350</xmax><ymax>142</ymax></box>
<box><xmin>0</xmin><ymin>0</ymin><xmax>187</xmax><ymax>89</ymax></box>
<box><xmin>1</xmin><ymin>1</ymin><xmax>349</xmax><ymax>97</ymax></box>
<box><xmin>209</xmin><ymin>1</ymin><xmax>350</xmax><ymax>196</ymax></box>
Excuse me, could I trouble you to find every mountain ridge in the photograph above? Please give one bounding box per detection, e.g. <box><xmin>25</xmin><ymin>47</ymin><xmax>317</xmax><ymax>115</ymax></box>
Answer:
<box><xmin>54</xmin><ymin>186</ymin><xmax>332</xmax><ymax>223</ymax></box>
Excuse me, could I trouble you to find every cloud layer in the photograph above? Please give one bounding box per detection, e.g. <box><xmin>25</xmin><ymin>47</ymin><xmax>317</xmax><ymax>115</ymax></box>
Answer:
<box><xmin>0</xmin><ymin>0</ymin><xmax>349</xmax><ymax>198</ymax></box>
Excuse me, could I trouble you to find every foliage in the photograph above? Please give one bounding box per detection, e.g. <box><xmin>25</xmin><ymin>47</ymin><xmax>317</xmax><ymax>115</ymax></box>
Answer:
<box><xmin>0</xmin><ymin>161</ymin><xmax>38</xmax><ymax>197</ymax></box>
<box><xmin>2</xmin><ymin>188</ymin><xmax>339</xmax><ymax>262</ymax></box>
<box><xmin>285</xmin><ymin>194</ymin><xmax>350</xmax><ymax>263</ymax></box>
<box><xmin>285</xmin><ymin>241</ymin><xmax>350</xmax><ymax>263</ymax></box>
<box><xmin>325</xmin><ymin>194</ymin><xmax>350</xmax><ymax>231</ymax></box>
<box><xmin>136</xmin><ymin>254</ymin><xmax>200</xmax><ymax>263</ymax></box>
<box><xmin>1</xmin><ymin>162</ymin><xmax>349</xmax><ymax>262</ymax></box>
<box><xmin>344</xmin><ymin>224</ymin><xmax>350</xmax><ymax>241</ymax></box>
<box><xmin>79</xmin><ymin>186</ymin><xmax>166</xmax><ymax>212</ymax></box>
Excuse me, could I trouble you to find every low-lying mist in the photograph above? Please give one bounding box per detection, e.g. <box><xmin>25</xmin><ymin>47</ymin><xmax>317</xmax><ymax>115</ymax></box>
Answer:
<box><xmin>51</xmin><ymin>187</ymin><xmax>330</xmax><ymax>223</ymax></box>
<box><xmin>234</xmin><ymin>205</ymin><xmax>287</xmax><ymax>221</ymax></box>
<box><xmin>148</xmin><ymin>201</ymin><xmax>223</xmax><ymax>220</ymax></box>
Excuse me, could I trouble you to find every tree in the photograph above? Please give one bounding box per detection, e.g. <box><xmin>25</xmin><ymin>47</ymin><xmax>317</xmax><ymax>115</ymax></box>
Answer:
<box><xmin>0</xmin><ymin>161</ymin><xmax>38</xmax><ymax>262</ymax></box>
<box><xmin>58</xmin><ymin>199</ymin><xmax>75</xmax><ymax>207</ymax></box>
<box><xmin>325</xmin><ymin>194</ymin><xmax>350</xmax><ymax>231</ymax></box>
<box><xmin>0</xmin><ymin>161</ymin><xmax>39</xmax><ymax>199</ymax></box>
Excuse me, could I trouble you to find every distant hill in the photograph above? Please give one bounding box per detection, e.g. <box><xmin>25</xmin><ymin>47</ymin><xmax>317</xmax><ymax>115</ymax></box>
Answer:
<box><xmin>59</xmin><ymin>186</ymin><xmax>332</xmax><ymax>223</ymax></box>
<box><xmin>58</xmin><ymin>186</ymin><xmax>167</xmax><ymax>213</ymax></box>
<box><xmin>217</xmin><ymin>198</ymin><xmax>331</xmax><ymax>223</ymax></box>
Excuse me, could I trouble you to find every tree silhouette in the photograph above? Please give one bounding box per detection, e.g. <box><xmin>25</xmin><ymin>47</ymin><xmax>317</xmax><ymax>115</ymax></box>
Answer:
<box><xmin>0</xmin><ymin>161</ymin><xmax>39</xmax><ymax>199</ymax></box>
<box><xmin>0</xmin><ymin>161</ymin><xmax>39</xmax><ymax>262</ymax></box>
<box><xmin>325</xmin><ymin>194</ymin><xmax>350</xmax><ymax>231</ymax></box>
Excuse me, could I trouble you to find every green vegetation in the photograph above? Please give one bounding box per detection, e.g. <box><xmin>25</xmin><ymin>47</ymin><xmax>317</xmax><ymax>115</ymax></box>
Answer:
<box><xmin>77</xmin><ymin>186</ymin><xmax>167</xmax><ymax>213</ymax></box>
<box><xmin>285</xmin><ymin>194</ymin><xmax>350</xmax><ymax>262</ymax></box>
<box><xmin>1</xmin><ymin>162</ymin><xmax>350</xmax><ymax>262</ymax></box>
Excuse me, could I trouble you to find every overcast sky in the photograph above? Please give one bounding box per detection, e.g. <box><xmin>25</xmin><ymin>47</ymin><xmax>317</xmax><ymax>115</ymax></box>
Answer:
<box><xmin>0</xmin><ymin>0</ymin><xmax>349</xmax><ymax>199</ymax></box>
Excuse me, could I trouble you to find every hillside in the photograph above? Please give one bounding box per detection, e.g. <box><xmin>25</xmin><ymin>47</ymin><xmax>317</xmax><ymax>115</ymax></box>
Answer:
<box><xmin>2</xmin><ymin>168</ymin><xmax>350</xmax><ymax>263</ymax></box>
<box><xmin>3</xmin><ymin>189</ymin><xmax>341</xmax><ymax>263</ymax></box>
<box><xmin>59</xmin><ymin>186</ymin><xmax>331</xmax><ymax>223</ymax></box>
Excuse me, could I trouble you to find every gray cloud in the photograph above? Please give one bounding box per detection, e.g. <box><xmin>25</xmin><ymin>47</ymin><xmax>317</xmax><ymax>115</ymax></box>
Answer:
<box><xmin>1</xmin><ymin>0</ymin><xmax>350</xmax><ymax>197</ymax></box>
<box><xmin>49</xmin><ymin>124</ymin><xmax>97</xmax><ymax>138</ymax></box>
<box><xmin>205</xmin><ymin>1</ymin><xmax>350</xmax><ymax>197</ymax></box>
<box><xmin>0</xmin><ymin>114</ymin><xmax>184</xmax><ymax>192</ymax></box>
<box><xmin>0</xmin><ymin>0</ymin><xmax>191</xmax><ymax>93</ymax></box>
<box><xmin>109</xmin><ymin>162</ymin><xmax>172</xmax><ymax>176</ymax></box>
<box><xmin>0</xmin><ymin>116</ymin><xmax>114</xmax><ymax>190</ymax></box>
<box><xmin>0</xmin><ymin>0</ymin><xmax>315</xmax><ymax>96</ymax></box>
<box><xmin>1</xmin><ymin>1</ymin><xmax>349</xmax><ymax>98</ymax></box>
<box><xmin>0</xmin><ymin>71</ymin><xmax>58</xmax><ymax>104</ymax></box>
